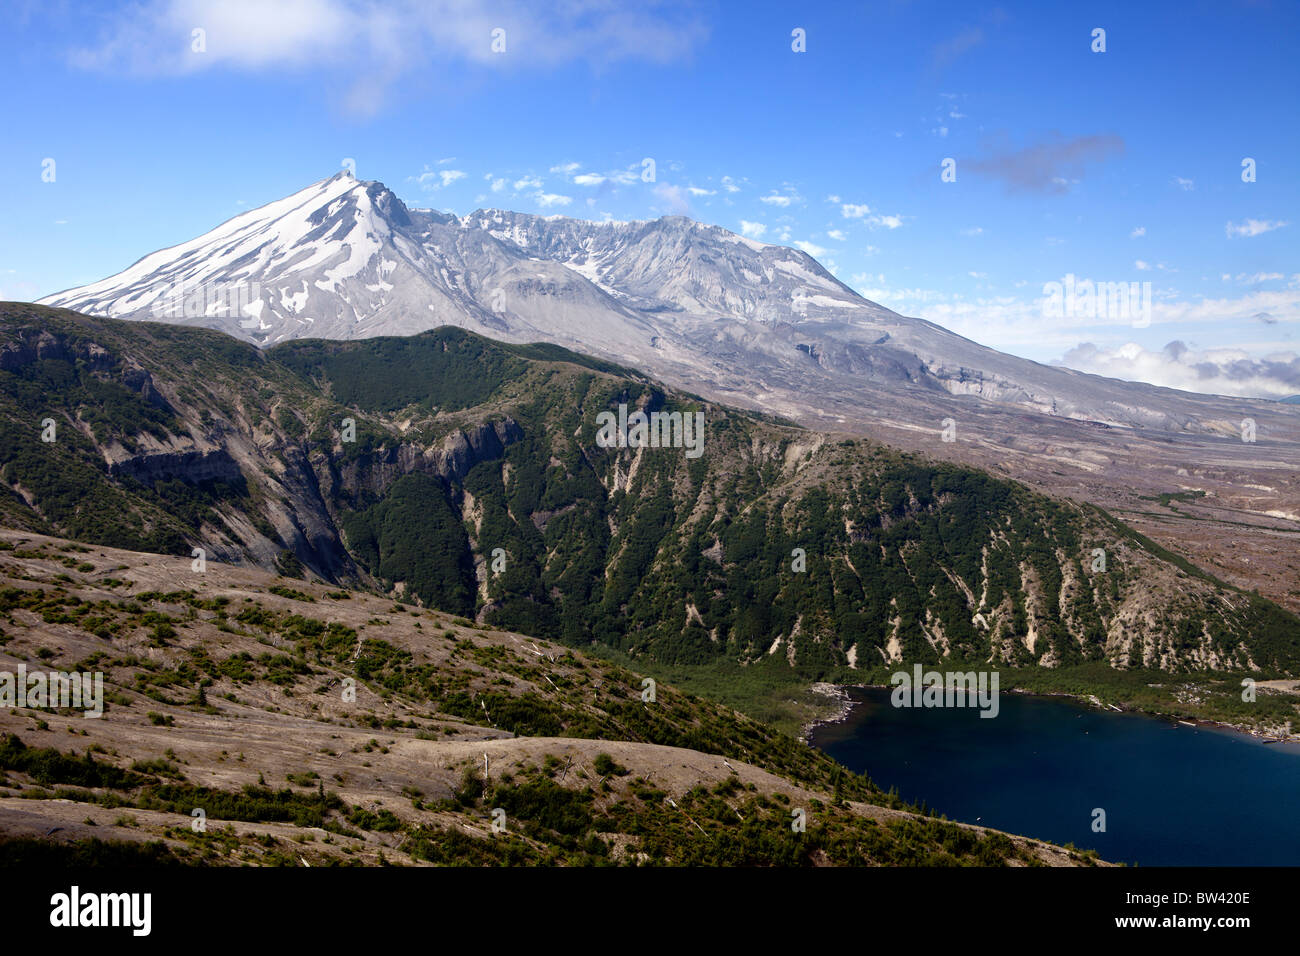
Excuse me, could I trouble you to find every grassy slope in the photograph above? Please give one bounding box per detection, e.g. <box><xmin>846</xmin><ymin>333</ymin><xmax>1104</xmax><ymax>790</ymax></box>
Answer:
<box><xmin>0</xmin><ymin>530</ymin><xmax>1095</xmax><ymax>866</ymax></box>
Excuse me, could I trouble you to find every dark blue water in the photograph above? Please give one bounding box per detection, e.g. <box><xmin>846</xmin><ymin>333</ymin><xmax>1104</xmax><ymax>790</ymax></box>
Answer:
<box><xmin>809</xmin><ymin>687</ymin><xmax>1300</xmax><ymax>866</ymax></box>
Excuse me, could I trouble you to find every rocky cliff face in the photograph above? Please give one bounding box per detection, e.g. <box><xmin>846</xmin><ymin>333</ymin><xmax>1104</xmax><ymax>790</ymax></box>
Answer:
<box><xmin>0</xmin><ymin>307</ymin><xmax>522</xmax><ymax>587</ymax></box>
<box><xmin>108</xmin><ymin>448</ymin><xmax>243</xmax><ymax>484</ymax></box>
<box><xmin>1</xmin><ymin>305</ymin><xmax>1296</xmax><ymax>676</ymax></box>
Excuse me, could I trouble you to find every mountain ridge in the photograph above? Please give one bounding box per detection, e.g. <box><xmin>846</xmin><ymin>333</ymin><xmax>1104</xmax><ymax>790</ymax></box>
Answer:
<box><xmin>30</xmin><ymin>177</ymin><xmax>1300</xmax><ymax>613</ymax></box>
<box><xmin>38</xmin><ymin>173</ymin><xmax>1290</xmax><ymax>426</ymax></box>
<box><xmin>3</xmin><ymin>303</ymin><xmax>1297</xmax><ymax>685</ymax></box>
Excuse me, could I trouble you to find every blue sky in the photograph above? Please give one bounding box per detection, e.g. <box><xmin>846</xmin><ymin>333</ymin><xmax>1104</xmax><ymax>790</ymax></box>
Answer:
<box><xmin>2</xmin><ymin>0</ymin><xmax>1297</xmax><ymax>396</ymax></box>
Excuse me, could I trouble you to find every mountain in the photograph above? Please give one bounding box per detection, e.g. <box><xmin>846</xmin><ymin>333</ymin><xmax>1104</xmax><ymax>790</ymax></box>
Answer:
<box><xmin>3</xmin><ymin>304</ymin><xmax>1297</xmax><ymax>690</ymax></box>
<box><xmin>35</xmin><ymin>175</ymin><xmax>1300</xmax><ymax>614</ymax></box>
<box><xmin>31</xmin><ymin>172</ymin><xmax>1282</xmax><ymax>431</ymax></box>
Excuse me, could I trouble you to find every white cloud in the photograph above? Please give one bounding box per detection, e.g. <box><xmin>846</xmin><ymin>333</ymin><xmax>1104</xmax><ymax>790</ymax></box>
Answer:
<box><xmin>739</xmin><ymin>220</ymin><xmax>767</xmax><ymax>239</ymax></box>
<box><xmin>760</xmin><ymin>193</ymin><xmax>794</xmax><ymax>207</ymax></box>
<box><xmin>533</xmin><ymin>191</ymin><xmax>572</xmax><ymax>208</ymax></box>
<box><xmin>851</xmin><ymin>272</ymin><xmax>885</xmax><ymax>287</ymax></box>
<box><xmin>858</xmin><ymin>280</ymin><xmax>1300</xmax><ymax>378</ymax></box>
<box><xmin>1057</xmin><ymin>341</ymin><xmax>1300</xmax><ymax>398</ymax></box>
<box><xmin>1226</xmin><ymin>218</ymin><xmax>1289</xmax><ymax>239</ymax></box>
<box><xmin>1130</xmin><ymin>226</ymin><xmax>1145</xmax><ymax>238</ymax></box>
<box><xmin>653</xmin><ymin>183</ymin><xmax>691</xmax><ymax>214</ymax></box>
<box><xmin>1236</xmin><ymin>272</ymin><xmax>1285</xmax><ymax>284</ymax></box>
<box><xmin>413</xmin><ymin>167</ymin><xmax>465</xmax><ymax>189</ymax></box>
<box><xmin>69</xmin><ymin>0</ymin><xmax>709</xmax><ymax>114</ymax></box>
<box><xmin>514</xmin><ymin>176</ymin><xmax>543</xmax><ymax>190</ymax></box>
<box><xmin>721</xmin><ymin>175</ymin><xmax>741</xmax><ymax>193</ymax></box>
<box><xmin>1172</xmin><ymin>177</ymin><xmax>1195</xmax><ymax>191</ymax></box>
<box><xmin>826</xmin><ymin>229</ymin><xmax>846</xmax><ymax>241</ymax></box>
<box><xmin>1135</xmin><ymin>260</ymin><xmax>1150</xmax><ymax>271</ymax></box>
<box><xmin>794</xmin><ymin>240</ymin><xmax>827</xmax><ymax>257</ymax></box>
<box><xmin>686</xmin><ymin>186</ymin><xmax>716</xmax><ymax>196</ymax></box>
<box><xmin>550</xmin><ymin>162</ymin><xmax>581</xmax><ymax>175</ymax></box>
<box><xmin>573</xmin><ymin>172</ymin><xmax>606</xmax><ymax>186</ymax></box>
<box><xmin>840</xmin><ymin>202</ymin><xmax>901</xmax><ymax>229</ymax></box>
<box><xmin>486</xmin><ymin>175</ymin><xmax>507</xmax><ymax>192</ymax></box>
<box><xmin>960</xmin><ymin>226</ymin><xmax>983</xmax><ymax>236</ymax></box>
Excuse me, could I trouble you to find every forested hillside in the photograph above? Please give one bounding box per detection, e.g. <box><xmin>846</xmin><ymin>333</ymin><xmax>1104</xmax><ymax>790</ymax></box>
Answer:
<box><xmin>2</xmin><ymin>303</ymin><xmax>1297</xmax><ymax>684</ymax></box>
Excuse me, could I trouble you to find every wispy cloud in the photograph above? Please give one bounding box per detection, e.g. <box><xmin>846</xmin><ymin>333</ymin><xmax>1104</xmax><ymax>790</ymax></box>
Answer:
<box><xmin>68</xmin><ymin>0</ymin><xmax>709</xmax><ymax>114</ymax></box>
<box><xmin>413</xmin><ymin>166</ymin><xmax>465</xmax><ymax>190</ymax></box>
<box><xmin>929</xmin><ymin>27</ymin><xmax>984</xmax><ymax>74</ymax></box>
<box><xmin>652</xmin><ymin>183</ymin><xmax>690</xmax><ymax>215</ymax></box>
<box><xmin>738</xmin><ymin>220</ymin><xmax>767</xmax><ymax>239</ymax></box>
<box><xmin>1226</xmin><ymin>218</ymin><xmax>1289</xmax><ymax>238</ymax></box>
<box><xmin>840</xmin><ymin>202</ymin><xmax>902</xmax><ymax>229</ymax></box>
<box><xmin>967</xmin><ymin>132</ymin><xmax>1124</xmax><ymax>194</ymax></box>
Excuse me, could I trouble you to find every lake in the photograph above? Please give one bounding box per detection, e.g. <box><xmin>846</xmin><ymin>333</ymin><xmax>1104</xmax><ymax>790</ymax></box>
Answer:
<box><xmin>808</xmin><ymin>686</ymin><xmax>1300</xmax><ymax>866</ymax></box>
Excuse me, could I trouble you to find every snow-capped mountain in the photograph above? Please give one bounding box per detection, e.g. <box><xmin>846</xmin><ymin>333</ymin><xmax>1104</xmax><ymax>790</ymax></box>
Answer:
<box><xmin>42</xmin><ymin>174</ymin><xmax>907</xmax><ymax>397</ymax></box>
<box><xmin>37</xmin><ymin>173</ymin><xmax>1295</xmax><ymax>438</ymax></box>
<box><xmin>31</xmin><ymin>174</ymin><xmax>1300</xmax><ymax>611</ymax></box>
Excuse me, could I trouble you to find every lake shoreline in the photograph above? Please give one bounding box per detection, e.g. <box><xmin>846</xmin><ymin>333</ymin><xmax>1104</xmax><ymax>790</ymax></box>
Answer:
<box><xmin>801</xmin><ymin>680</ymin><xmax>1300</xmax><ymax>747</ymax></box>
